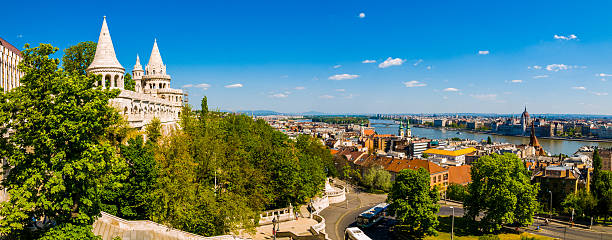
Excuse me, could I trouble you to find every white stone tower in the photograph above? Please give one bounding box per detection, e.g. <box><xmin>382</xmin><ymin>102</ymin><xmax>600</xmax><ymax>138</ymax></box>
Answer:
<box><xmin>142</xmin><ymin>39</ymin><xmax>171</xmax><ymax>92</ymax></box>
<box><xmin>132</xmin><ymin>54</ymin><xmax>144</xmax><ymax>92</ymax></box>
<box><xmin>86</xmin><ymin>16</ymin><xmax>125</xmax><ymax>89</ymax></box>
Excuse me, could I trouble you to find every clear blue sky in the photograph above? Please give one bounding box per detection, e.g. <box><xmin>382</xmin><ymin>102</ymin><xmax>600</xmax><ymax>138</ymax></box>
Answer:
<box><xmin>3</xmin><ymin>0</ymin><xmax>612</xmax><ymax>114</ymax></box>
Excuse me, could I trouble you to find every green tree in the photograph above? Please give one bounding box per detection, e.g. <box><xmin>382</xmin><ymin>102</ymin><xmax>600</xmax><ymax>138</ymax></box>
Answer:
<box><xmin>465</xmin><ymin>153</ymin><xmax>539</xmax><ymax>233</ymax></box>
<box><xmin>561</xmin><ymin>189</ymin><xmax>597</xmax><ymax>219</ymax></box>
<box><xmin>387</xmin><ymin>168</ymin><xmax>439</xmax><ymax>239</ymax></box>
<box><xmin>124</xmin><ymin>73</ymin><xmax>135</xmax><ymax>91</ymax></box>
<box><xmin>0</xmin><ymin>43</ymin><xmax>123</xmax><ymax>238</ymax></box>
<box><xmin>487</xmin><ymin>136</ymin><xmax>492</xmax><ymax>144</ymax></box>
<box><xmin>201</xmin><ymin>96</ymin><xmax>209</xmax><ymax>116</ymax></box>
<box><xmin>62</xmin><ymin>41</ymin><xmax>96</xmax><ymax>76</ymax></box>
<box><xmin>447</xmin><ymin>183</ymin><xmax>468</xmax><ymax>202</ymax></box>
<box><xmin>145</xmin><ymin>117</ymin><xmax>162</xmax><ymax>143</ymax></box>
<box><xmin>422</xmin><ymin>153</ymin><xmax>430</xmax><ymax>158</ymax></box>
<box><xmin>362</xmin><ymin>166</ymin><xmax>392</xmax><ymax>192</ymax></box>
<box><xmin>593</xmin><ymin>170</ymin><xmax>612</xmax><ymax>219</ymax></box>
<box><xmin>101</xmin><ymin>136</ymin><xmax>157</xmax><ymax>220</ymax></box>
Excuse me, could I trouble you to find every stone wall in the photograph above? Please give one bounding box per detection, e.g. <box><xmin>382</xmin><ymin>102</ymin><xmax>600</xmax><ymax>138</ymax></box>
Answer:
<box><xmin>93</xmin><ymin>212</ymin><xmax>244</xmax><ymax>240</ymax></box>
<box><xmin>258</xmin><ymin>205</ymin><xmax>295</xmax><ymax>225</ymax></box>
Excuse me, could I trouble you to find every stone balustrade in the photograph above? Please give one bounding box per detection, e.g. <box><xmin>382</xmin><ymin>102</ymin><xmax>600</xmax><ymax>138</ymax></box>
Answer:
<box><xmin>93</xmin><ymin>212</ymin><xmax>243</xmax><ymax>240</ymax></box>
<box><xmin>258</xmin><ymin>204</ymin><xmax>295</xmax><ymax>225</ymax></box>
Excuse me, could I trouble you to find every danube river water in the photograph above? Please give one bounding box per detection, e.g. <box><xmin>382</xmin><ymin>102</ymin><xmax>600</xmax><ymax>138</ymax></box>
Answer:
<box><xmin>370</xmin><ymin>119</ymin><xmax>612</xmax><ymax>155</ymax></box>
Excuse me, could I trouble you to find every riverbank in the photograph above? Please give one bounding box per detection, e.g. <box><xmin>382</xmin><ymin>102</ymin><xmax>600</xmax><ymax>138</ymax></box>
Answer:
<box><xmin>412</xmin><ymin>125</ymin><xmax>612</xmax><ymax>144</ymax></box>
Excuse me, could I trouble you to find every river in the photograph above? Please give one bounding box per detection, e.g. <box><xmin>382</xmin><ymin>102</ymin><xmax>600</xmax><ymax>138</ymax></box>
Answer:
<box><xmin>369</xmin><ymin>119</ymin><xmax>612</xmax><ymax>155</ymax></box>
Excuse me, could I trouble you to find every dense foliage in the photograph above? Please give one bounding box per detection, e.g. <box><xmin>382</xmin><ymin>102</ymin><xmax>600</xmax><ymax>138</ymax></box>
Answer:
<box><xmin>591</xmin><ymin>149</ymin><xmax>612</xmax><ymax>220</ymax></box>
<box><xmin>362</xmin><ymin>166</ymin><xmax>392</xmax><ymax>192</ymax></box>
<box><xmin>309</xmin><ymin>116</ymin><xmax>368</xmax><ymax>125</ymax></box>
<box><xmin>387</xmin><ymin>168</ymin><xmax>439</xmax><ymax>239</ymax></box>
<box><xmin>62</xmin><ymin>41</ymin><xmax>96</xmax><ymax>76</ymax></box>
<box><xmin>124</xmin><ymin>73</ymin><xmax>135</xmax><ymax>91</ymax></box>
<box><xmin>145</xmin><ymin>104</ymin><xmax>335</xmax><ymax>236</ymax></box>
<box><xmin>561</xmin><ymin>189</ymin><xmax>597</xmax><ymax>219</ymax></box>
<box><xmin>0</xmin><ymin>43</ymin><xmax>122</xmax><ymax>239</ymax></box>
<box><xmin>465</xmin><ymin>153</ymin><xmax>539</xmax><ymax>233</ymax></box>
<box><xmin>446</xmin><ymin>183</ymin><xmax>468</xmax><ymax>202</ymax></box>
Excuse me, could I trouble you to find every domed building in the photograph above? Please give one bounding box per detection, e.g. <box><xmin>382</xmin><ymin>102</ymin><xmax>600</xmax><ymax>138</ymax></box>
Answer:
<box><xmin>87</xmin><ymin>17</ymin><xmax>187</xmax><ymax>129</ymax></box>
<box><xmin>520</xmin><ymin>106</ymin><xmax>530</xmax><ymax>135</ymax></box>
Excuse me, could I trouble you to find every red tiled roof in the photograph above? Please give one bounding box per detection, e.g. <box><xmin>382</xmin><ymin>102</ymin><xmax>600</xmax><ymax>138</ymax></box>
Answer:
<box><xmin>448</xmin><ymin>165</ymin><xmax>471</xmax><ymax>185</ymax></box>
<box><xmin>363</xmin><ymin>129</ymin><xmax>375</xmax><ymax>136</ymax></box>
<box><xmin>0</xmin><ymin>36</ymin><xmax>22</xmax><ymax>57</ymax></box>
<box><xmin>382</xmin><ymin>159</ymin><xmax>447</xmax><ymax>175</ymax></box>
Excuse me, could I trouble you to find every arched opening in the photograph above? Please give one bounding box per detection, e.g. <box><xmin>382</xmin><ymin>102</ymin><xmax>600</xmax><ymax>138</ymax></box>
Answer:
<box><xmin>104</xmin><ymin>74</ymin><xmax>111</xmax><ymax>88</ymax></box>
<box><xmin>124</xmin><ymin>106</ymin><xmax>128</xmax><ymax>115</ymax></box>
<box><xmin>114</xmin><ymin>75</ymin><xmax>119</xmax><ymax>88</ymax></box>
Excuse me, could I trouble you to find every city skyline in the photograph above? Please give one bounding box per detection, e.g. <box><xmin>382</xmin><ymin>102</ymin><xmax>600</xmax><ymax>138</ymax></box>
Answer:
<box><xmin>3</xmin><ymin>0</ymin><xmax>612</xmax><ymax>114</ymax></box>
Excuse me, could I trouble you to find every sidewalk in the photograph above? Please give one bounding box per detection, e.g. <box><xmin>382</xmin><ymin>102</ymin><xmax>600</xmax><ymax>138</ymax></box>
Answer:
<box><xmin>247</xmin><ymin>218</ymin><xmax>318</xmax><ymax>240</ymax></box>
<box><xmin>533</xmin><ymin>216</ymin><xmax>612</xmax><ymax>233</ymax></box>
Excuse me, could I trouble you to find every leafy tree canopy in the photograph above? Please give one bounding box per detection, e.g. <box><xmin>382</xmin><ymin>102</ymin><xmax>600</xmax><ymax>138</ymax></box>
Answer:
<box><xmin>62</xmin><ymin>41</ymin><xmax>96</xmax><ymax>76</ymax></box>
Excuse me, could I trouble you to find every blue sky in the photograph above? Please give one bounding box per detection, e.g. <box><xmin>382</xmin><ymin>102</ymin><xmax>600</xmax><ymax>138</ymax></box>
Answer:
<box><xmin>3</xmin><ymin>0</ymin><xmax>612</xmax><ymax>114</ymax></box>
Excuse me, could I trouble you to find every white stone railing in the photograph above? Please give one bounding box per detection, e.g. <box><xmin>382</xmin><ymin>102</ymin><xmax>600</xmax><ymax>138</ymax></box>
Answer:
<box><xmin>309</xmin><ymin>213</ymin><xmax>326</xmax><ymax>235</ymax></box>
<box><xmin>258</xmin><ymin>205</ymin><xmax>295</xmax><ymax>225</ymax></box>
<box><xmin>310</xmin><ymin>196</ymin><xmax>330</xmax><ymax>215</ymax></box>
<box><xmin>93</xmin><ymin>212</ymin><xmax>243</xmax><ymax>240</ymax></box>
<box><xmin>325</xmin><ymin>184</ymin><xmax>346</xmax><ymax>204</ymax></box>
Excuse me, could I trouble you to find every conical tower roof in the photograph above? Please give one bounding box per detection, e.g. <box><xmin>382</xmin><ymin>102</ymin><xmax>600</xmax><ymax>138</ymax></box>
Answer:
<box><xmin>134</xmin><ymin>54</ymin><xmax>143</xmax><ymax>71</ymax></box>
<box><xmin>87</xmin><ymin>16</ymin><xmax>124</xmax><ymax>71</ymax></box>
<box><xmin>147</xmin><ymin>39</ymin><xmax>164</xmax><ymax>68</ymax></box>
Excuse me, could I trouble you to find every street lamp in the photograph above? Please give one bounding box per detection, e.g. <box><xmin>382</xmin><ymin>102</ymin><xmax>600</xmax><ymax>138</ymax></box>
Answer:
<box><xmin>450</xmin><ymin>206</ymin><xmax>455</xmax><ymax>240</ymax></box>
<box><xmin>548</xmin><ymin>190</ymin><xmax>553</xmax><ymax>221</ymax></box>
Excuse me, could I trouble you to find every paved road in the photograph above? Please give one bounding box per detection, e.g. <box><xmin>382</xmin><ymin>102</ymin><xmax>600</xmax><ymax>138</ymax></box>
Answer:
<box><xmin>528</xmin><ymin>218</ymin><xmax>612</xmax><ymax>240</ymax></box>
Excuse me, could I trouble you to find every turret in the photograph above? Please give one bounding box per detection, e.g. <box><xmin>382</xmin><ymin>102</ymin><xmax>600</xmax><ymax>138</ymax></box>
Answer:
<box><xmin>132</xmin><ymin>54</ymin><xmax>144</xmax><ymax>92</ymax></box>
<box><xmin>86</xmin><ymin>16</ymin><xmax>125</xmax><ymax>89</ymax></box>
<box><xmin>142</xmin><ymin>39</ymin><xmax>171</xmax><ymax>91</ymax></box>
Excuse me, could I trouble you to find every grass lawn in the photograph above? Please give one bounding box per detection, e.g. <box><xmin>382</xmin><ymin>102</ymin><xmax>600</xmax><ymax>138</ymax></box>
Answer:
<box><xmin>423</xmin><ymin>216</ymin><xmax>555</xmax><ymax>240</ymax></box>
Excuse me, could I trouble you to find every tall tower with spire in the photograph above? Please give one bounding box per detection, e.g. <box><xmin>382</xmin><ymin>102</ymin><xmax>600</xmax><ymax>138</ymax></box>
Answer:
<box><xmin>87</xmin><ymin>16</ymin><xmax>125</xmax><ymax>89</ymax></box>
<box><xmin>520</xmin><ymin>106</ymin><xmax>530</xmax><ymax>135</ymax></box>
<box><xmin>132</xmin><ymin>54</ymin><xmax>144</xmax><ymax>92</ymax></box>
<box><xmin>142</xmin><ymin>39</ymin><xmax>172</xmax><ymax>94</ymax></box>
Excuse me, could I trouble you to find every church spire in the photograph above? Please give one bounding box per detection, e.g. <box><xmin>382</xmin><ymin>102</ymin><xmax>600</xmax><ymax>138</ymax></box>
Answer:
<box><xmin>134</xmin><ymin>54</ymin><xmax>143</xmax><ymax>71</ymax></box>
<box><xmin>87</xmin><ymin>16</ymin><xmax>124</xmax><ymax>71</ymax></box>
<box><xmin>147</xmin><ymin>39</ymin><xmax>164</xmax><ymax>68</ymax></box>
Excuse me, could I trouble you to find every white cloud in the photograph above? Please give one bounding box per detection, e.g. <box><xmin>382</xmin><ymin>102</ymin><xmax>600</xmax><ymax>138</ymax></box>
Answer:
<box><xmin>546</xmin><ymin>64</ymin><xmax>571</xmax><ymax>72</ymax></box>
<box><xmin>426</xmin><ymin>66</ymin><xmax>432</xmax><ymax>70</ymax></box>
<box><xmin>403</xmin><ymin>81</ymin><xmax>427</xmax><ymax>88</ymax></box>
<box><xmin>362</xmin><ymin>59</ymin><xmax>376</xmax><ymax>63</ymax></box>
<box><xmin>378</xmin><ymin>57</ymin><xmax>405</xmax><ymax>68</ymax></box>
<box><xmin>280</xmin><ymin>75</ymin><xmax>289</xmax><ymax>78</ymax></box>
<box><xmin>443</xmin><ymin>88</ymin><xmax>459</xmax><ymax>92</ymax></box>
<box><xmin>16</xmin><ymin>34</ymin><xmax>23</xmax><ymax>38</ymax></box>
<box><xmin>270</xmin><ymin>93</ymin><xmax>288</xmax><ymax>98</ymax></box>
<box><xmin>333</xmin><ymin>64</ymin><xmax>342</xmax><ymax>69</ymax></box>
<box><xmin>510</xmin><ymin>79</ymin><xmax>523</xmax><ymax>83</ymax></box>
<box><xmin>533</xmin><ymin>75</ymin><xmax>549</xmax><ymax>79</ymax></box>
<box><xmin>413</xmin><ymin>59</ymin><xmax>423</xmax><ymax>66</ymax></box>
<box><xmin>329</xmin><ymin>74</ymin><xmax>359</xmax><ymax>80</ymax></box>
<box><xmin>319</xmin><ymin>95</ymin><xmax>334</xmax><ymax>99</ymax></box>
<box><xmin>598</xmin><ymin>73</ymin><xmax>612</xmax><ymax>77</ymax></box>
<box><xmin>294</xmin><ymin>86</ymin><xmax>305</xmax><ymax>90</ymax></box>
<box><xmin>528</xmin><ymin>65</ymin><xmax>542</xmax><ymax>70</ymax></box>
<box><xmin>336</xmin><ymin>89</ymin><xmax>345</xmax><ymax>92</ymax></box>
<box><xmin>591</xmin><ymin>92</ymin><xmax>608</xmax><ymax>96</ymax></box>
<box><xmin>225</xmin><ymin>83</ymin><xmax>243</xmax><ymax>88</ymax></box>
<box><xmin>572</xmin><ymin>86</ymin><xmax>586</xmax><ymax>90</ymax></box>
<box><xmin>442</xmin><ymin>96</ymin><xmax>448</xmax><ymax>100</ymax></box>
<box><xmin>182</xmin><ymin>84</ymin><xmax>193</xmax><ymax>88</ymax></box>
<box><xmin>478</xmin><ymin>50</ymin><xmax>490</xmax><ymax>55</ymax></box>
<box><xmin>359</xmin><ymin>12</ymin><xmax>365</xmax><ymax>18</ymax></box>
<box><xmin>470</xmin><ymin>94</ymin><xmax>498</xmax><ymax>101</ymax></box>
<box><xmin>183</xmin><ymin>83</ymin><xmax>211</xmax><ymax>90</ymax></box>
<box><xmin>554</xmin><ymin>34</ymin><xmax>578</xmax><ymax>40</ymax></box>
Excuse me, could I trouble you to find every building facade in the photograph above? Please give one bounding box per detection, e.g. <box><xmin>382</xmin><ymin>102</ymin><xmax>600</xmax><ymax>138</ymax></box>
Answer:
<box><xmin>0</xmin><ymin>37</ymin><xmax>23</xmax><ymax>93</ymax></box>
<box><xmin>87</xmin><ymin>17</ymin><xmax>187</xmax><ymax>129</ymax></box>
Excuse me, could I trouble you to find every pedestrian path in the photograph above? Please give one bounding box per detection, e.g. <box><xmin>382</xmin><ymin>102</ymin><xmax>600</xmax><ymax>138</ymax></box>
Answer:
<box><xmin>246</xmin><ymin>217</ymin><xmax>318</xmax><ymax>240</ymax></box>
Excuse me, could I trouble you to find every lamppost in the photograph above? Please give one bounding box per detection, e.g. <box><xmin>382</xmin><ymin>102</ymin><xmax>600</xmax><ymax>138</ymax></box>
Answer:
<box><xmin>450</xmin><ymin>206</ymin><xmax>455</xmax><ymax>240</ymax></box>
<box><xmin>548</xmin><ymin>190</ymin><xmax>553</xmax><ymax>221</ymax></box>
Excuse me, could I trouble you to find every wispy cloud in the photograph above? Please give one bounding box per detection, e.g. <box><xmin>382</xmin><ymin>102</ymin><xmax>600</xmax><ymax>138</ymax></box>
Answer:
<box><xmin>470</xmin><ymin>94</ymin><xmax>497</xmax><ymax>101</ymax></box>
<box><xmin>598</xmin><ymin>73</ymin><xmax>612</xmax><ymax>77</ymax></box>
<box><xmin>546</xmin><ymin>64</ymin><xmax>570</xmax><ymax>72</ymax></box>
<box><xmin>333</xmin><ymin>64</ymin><xmax>342</xmax><ymax>69</ymax></box>
<box><xmin>572</xmin><ymin>86</ymin><xmax>586</xmax><ymax>90</ymax></box>
<box><xmin>590</xmin><ymin>91</ymin><xmax>608</xmax><ymax>96</ymax></box>
<box><xmin>329</xmin><ymin>74</ymin><xmax>359</xmax><ymax>80</ymax></box>
<box><xmin>403</xmin><ymin>81</ymin><xmax>427</xmax><ymax>88</ymax></box>
<box><xmin>16</xmin><ymin>34</ymin><xmax>23</xmax><ymax>38</ymax></box>
<box><xmin>183</xmin><ymin>83</ymin><xmax>211</xmax><ymax>90</ymax></box>
<box><xmin>359</xmin><ymin>12</ymin><xmax>365</xmax><ymax>18</ymax></box>
<box><xmin>443</xmin><ymin>88</ymin><xmax>459</xmax><ymax>92</ymax></box>
<box><xmin>413</xmin><ymin>59</ymin><xmax>423</xmax><ymax>66</ymax></box>
<box><xmin>478</xmin><ymin>50</ymin><xmax>490</xmax><ymax>55</ymax></box>
<box><xmin>510</xmin><ymin>79</ymin><xmax>523</xmax><ymax>83</ymax></box>
<box><xmin>336</xmin><ymin>89</ymin><xmax>346</xmax><ymax>92</ymax></box>
<box><xmin>528</xmin><ymin>65</ymin><xmax>542</xmax><ymax>70</ymax></box>
<box><xmin>270</xmin><ymin>93</ymin><xmax>288</xmax><ymax>98</ymax></box>
<box><xmin>319</xmin><ymin>95</ymin><xmax>334</xmax><ymax>99</ymax></box>
<box><xmin>554</xmin><ymin>34</ymin><xmax>578</xmax><ymax>40</ymax></box>
<box><xmin>426</xmin><ymin>66</ymin><xmax>432</xmax><ymax>70</ymax></box>
<box><xmin>533</xmin><ymin>75</ymin><xmax>549</xmax><ymax>79</ymax></box>
<box><xmin>362</xmin><ymin>59</ymin><xmax>376</xmax><ymax>63</ymax></box>
<box><xmin>294</xmin><ymin>86</ymin><xmax>305</xmax><ymax>90</ymax></box>
<box><xmin>378</xmin><ymin>57</ymin><xmax>405</xmax><ymax>68</ymax></box>
<box><xmin>280</xmin><ymin>75</ymin><xmax>289</xmax><ymax>78</ymax></box>
<box><xmin>225</xmin><ymin>83</ymin><xmax>243</xmax><ymax>88</ymax></box>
